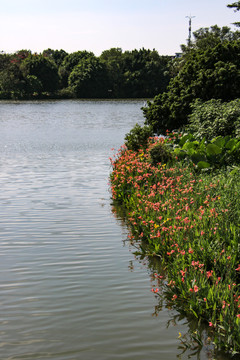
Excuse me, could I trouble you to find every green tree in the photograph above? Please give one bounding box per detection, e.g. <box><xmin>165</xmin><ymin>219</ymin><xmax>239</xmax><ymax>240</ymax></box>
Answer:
<box><xmin>68</xmin><ymin>56</ymin><xmax>109</xmax><ymax>98</ymax></box>
<box><xmin>21</xmin><ymin>54</ymin><xmax>60</xmax><ymax>94</ymax></box>
<box><xmin>42</xmin><ymin>48</ymin><xmax>68</xmax><ymax>66</ymax></box>
<box><xmin>25</xmin><ymin>75</ymin><xmax>43</xmax><ymax>96</ymax></box>
<box><xmin>121</xmin><ymin>49</ymin><xmax>170</xmax><ymax>98</ymax></box>
<box><xmin>182</xmin><ymin>25</ymin><xmax>240</xmax><ymax>52</ymax></box>
<box><xmin>100</xmin><ymin>48</ymin><xmax>124</xmax><ymax>97</ymax></box>
<box><xmin>227</xmin><ymin>1</ymin><xmax>240</xmax><ymax>26</ymax></box>
<box><xmin>143</xmin><ymin>29</ymin><xmax>240</xmax><ymax>135</ymax></box>
<box><xmin>0</xmin><ymin>54</ymin><xmax>26</xmax><ymax>98</ymax></box>
<box><xmin>228</xmin><ymin>1</ymin><xmax>240</xmax><ymax>10</ymax></box>
<box><xmin>100</xmin><ymin>48</ymin><xmax>171</xmax><ymax>98</ymax></box>
<box><xmin>0</xmin><ymin>52</ymin><xmax>11</xmax><ymax>70</ymax></box>
<box><xmin>59</xmin><ymin>51</ymin><xmax>95</xmax><ymax>87</ymax></box>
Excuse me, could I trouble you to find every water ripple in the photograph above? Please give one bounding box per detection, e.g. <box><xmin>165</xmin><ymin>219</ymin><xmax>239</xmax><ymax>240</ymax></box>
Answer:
<box><xmin>0</xmin><ymin>100</ymin><xmax>212</xmax><ymax>360</ymax></box>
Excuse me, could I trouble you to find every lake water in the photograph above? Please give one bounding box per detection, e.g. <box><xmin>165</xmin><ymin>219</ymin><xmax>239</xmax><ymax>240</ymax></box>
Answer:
<box><xmin>0</xmin><ymin>100</ymin><xmax>227</xmax><ymax>360</ymax></box>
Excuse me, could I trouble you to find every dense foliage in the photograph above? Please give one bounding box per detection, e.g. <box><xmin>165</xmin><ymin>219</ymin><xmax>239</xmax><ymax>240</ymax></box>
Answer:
<box><xmin>0</xmin><ymin>48</ymin><xmax>171</xmax><ymax>99</ymax></box>
<box><xmin>100</xmin><ymin>48</ymin><xmax>170</xmax><ymax>98</ymax></box>
<box><xmin>124</xmin><ymin>123</ymin><xmax>154</xmax><ymax>151</ymax></box>
<box><xmin>143</xmin><ymin>27</ymin><xmax>240</xmax><ymax>135</ymax></box>
<box><xmin>110</xmin><ymin>136</ymin><xmax>240</xmax><ymax>356</ymax></box>
<box><xmin>186</xmin><ymin>99</ymin><xmax>240</xmax><ymax>140</ymax></box>
<box><xmin>68</xmin><ymin>57</ymin><xmax>109</xmax><ymax>98</ymax></box>
<box><xmin>167</xmin><ymin>131</ymin><xmax>240</xmax><ymax>171</ymax></box>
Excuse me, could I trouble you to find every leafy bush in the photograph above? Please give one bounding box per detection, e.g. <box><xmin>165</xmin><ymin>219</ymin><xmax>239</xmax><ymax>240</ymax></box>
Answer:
<box><xmin>124</xmin><ymin>123</ymin><xmax>153</xmax><ymax>151</ymax></box>
<box><xmin>149</xmin><ymin>141</ymin><xmax>173</xmax><ymax>165</ymax></box>
<box><xmin>143</xmin><ymin>39</ymin><xmax>240</xmax><ymax>135</ymax></box>
<box><xmin>187</xmin><ymin>99</ymin><xmax>240</xmax><ymax>140</ymax></box>
<box><xmin>167</xmin><ymin>132</ymin><xmax>240</xmax><ymax>170</ymax></box>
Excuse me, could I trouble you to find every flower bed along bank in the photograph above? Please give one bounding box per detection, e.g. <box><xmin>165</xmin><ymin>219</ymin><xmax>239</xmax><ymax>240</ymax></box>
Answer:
<box><xmin>110</xmin><ymin>137</ymin><xmax>240</xmax><ymax>356</ymax></box>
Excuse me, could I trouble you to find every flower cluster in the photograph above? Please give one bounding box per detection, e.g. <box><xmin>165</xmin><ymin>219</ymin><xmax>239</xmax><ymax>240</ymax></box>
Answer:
<box><xmin>110</xmin><ymin>137</ymin><xmax>240</xmax><ymax>354</ymax></box>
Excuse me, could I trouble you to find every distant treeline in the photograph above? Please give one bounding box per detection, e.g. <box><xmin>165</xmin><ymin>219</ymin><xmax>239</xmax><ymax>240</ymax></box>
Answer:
<box><xmin>0</xmin><ymin>48</ymin><xmax>172</xmax><ymax>99</ymax></box>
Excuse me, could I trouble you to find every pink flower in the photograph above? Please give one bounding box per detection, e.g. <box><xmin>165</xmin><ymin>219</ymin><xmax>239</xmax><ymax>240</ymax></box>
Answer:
<box><xmin>180</xmin><ymin>270</ymin><xmax>186</xmax><ymax>277</ymax></box>
<box><xmin>209</xmin><ymin>322</ymin><xmax>213</xmax><ymax>327</ymax></box>
<box><xmin>206</xmin><ymin>270</ymin><xmax>213</xmax><ymax>279</ymax></box>
<box><xmin>194</xmin><ymin>285</ymin><xmax>199</xmax><ymax>293</ymax></box>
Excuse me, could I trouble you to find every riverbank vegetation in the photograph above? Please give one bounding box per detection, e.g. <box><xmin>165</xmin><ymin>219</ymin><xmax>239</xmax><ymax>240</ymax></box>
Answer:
<box><xmin>110</xmin><ymin>3</ymin><xmax>240</xmax><ymax>356</ymax></box>
<box><xmin>110</xmin><ymin>133</ymin><xmax>240</xmax><ymax>355</ymax></box>
<box><xmin>0</xmin><ymin>48</ymin><xmax>171</xmax><ymax>100</ymax></box>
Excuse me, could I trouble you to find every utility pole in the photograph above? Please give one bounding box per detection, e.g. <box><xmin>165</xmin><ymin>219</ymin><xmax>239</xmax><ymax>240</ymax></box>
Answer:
<box><xmin>186</xmin><ymin>15</ymin><xmax>195</xmax><ymax>46</ymax></box>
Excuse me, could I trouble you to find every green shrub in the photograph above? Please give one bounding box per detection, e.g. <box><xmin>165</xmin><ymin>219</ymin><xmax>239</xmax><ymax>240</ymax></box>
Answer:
<box><xmin>56</xmin><ymin>87</ymin><xmax>75</xmax><ymax>98</ymax></box>
<box><xmin>124</xmin><ymin>123</ymin><xmax>153</xmax><ymax>151</ymax></box>
<box><xmin>149</xmin><ymin>141</ymin><xmax>173</xmax><ymax>165</ymax></box>
<box><xmin>166</xmin><ymin>132</ymin><xmax>240</xmax><ymax>170</ymax></box>
<box><xmin>187</xmin><ymin>99</ymin><xmax>240</xmax><ymax>140</ymax></box>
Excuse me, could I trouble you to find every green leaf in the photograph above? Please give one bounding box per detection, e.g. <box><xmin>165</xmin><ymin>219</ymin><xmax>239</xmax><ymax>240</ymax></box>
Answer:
<box><xmin>179</xmin><ymin>133</ymin><xmax>194</xmax><ymax>147</ymax></box>
<box><xmin>191</xmin><ymin>152</ymin><xmax>206</xmax><ymax>164</ymax></box>
<box><xmin>206</xmin><ymin>143</ymin><xmax>222</xmax><ymax>156</ymax></box>
<box><xmin>182</xmin><ymin>141</ymin><xmax>197</xmax><ymax>150</ymax></box>
<box><xmin>212</xmin><ymin>136</ymin><xmax>226</xmax><ymax>149</ymax></box>
<box><xmin>174</xmin><ymin>148</ymin><xmax>186</xmax><ymax>159</ymax></box>
<box><xmin>225</xmin><ymin>138</ymin><xmax>237</xmax><ymax>151</ymax></box>
<box><xmin>197</xmin><ymin>161</ymin><xmax>211</xmax><ymax>169</ymax></box>
<box><xmin>191</xmin><ymin>308</ymin><xmax>198</xmax><ymax>318</ymax></box>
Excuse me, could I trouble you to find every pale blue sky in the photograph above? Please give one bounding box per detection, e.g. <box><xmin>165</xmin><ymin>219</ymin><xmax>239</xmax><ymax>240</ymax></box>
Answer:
<box><xmin>0</xmin><ymin>0</ymin><xmax>239</xmax><ymax>55</ymax></box>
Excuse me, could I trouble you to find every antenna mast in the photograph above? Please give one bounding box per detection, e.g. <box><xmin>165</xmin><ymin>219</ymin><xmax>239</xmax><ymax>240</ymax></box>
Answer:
<box><xmin>186</xmin><ymin>15</ymin><xmax>195</xmax><ymax>46</ymax></box>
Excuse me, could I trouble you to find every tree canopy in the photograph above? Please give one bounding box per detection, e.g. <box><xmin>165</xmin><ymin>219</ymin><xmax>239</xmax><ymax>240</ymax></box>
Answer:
<box><xmin>0</xmin><ymin>48</ymin><xmax>171</xmax><ymax>100</ymax></box>
<box><xmin>21</xmin><ymin>54</ymin><xmax>60</xmax><ymax>93</ymax></box>
<box><xmin>143</xmin><ymin>27</ymin><xmax>240</xmax><ymax>135</ymax></box>
<box><xmin>68</xmin><ymin>56</ymin><xmax>109</xmax><ymax>98</ymax></box>
<box><xmin>227</xmin><ymin>1</ymin><xmax>240</xmax><ymax>27</ymax></box>
<box><xmin>228</xmin><ymin>1</ymin><xmax>240</xmax><ymax>11</ymax></box>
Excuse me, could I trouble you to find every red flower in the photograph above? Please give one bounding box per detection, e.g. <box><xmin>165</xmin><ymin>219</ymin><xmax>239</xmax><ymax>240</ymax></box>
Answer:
<box><xmin>194</xmin><ymin>285</ymin><xmax>199</xmax><ymax>293</ymax></box>
<box><xmin>206</xmin><ymin>270</ymin><xmax>213</xmax><ymax>279</ymax></box>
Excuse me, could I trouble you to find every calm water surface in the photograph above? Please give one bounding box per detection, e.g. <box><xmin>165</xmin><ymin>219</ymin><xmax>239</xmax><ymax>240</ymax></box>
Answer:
<box><xmin>0</xmin><ymin>100</ymin><xmax>226</xmax><ymax>360</ymax></box>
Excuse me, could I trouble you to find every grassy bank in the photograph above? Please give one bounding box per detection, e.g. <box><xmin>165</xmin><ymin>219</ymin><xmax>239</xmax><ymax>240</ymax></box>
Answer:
<box><xmin>110</xmin><ymin>135</ymin><xmax>240</xmax><ymax>355</ymax></box>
